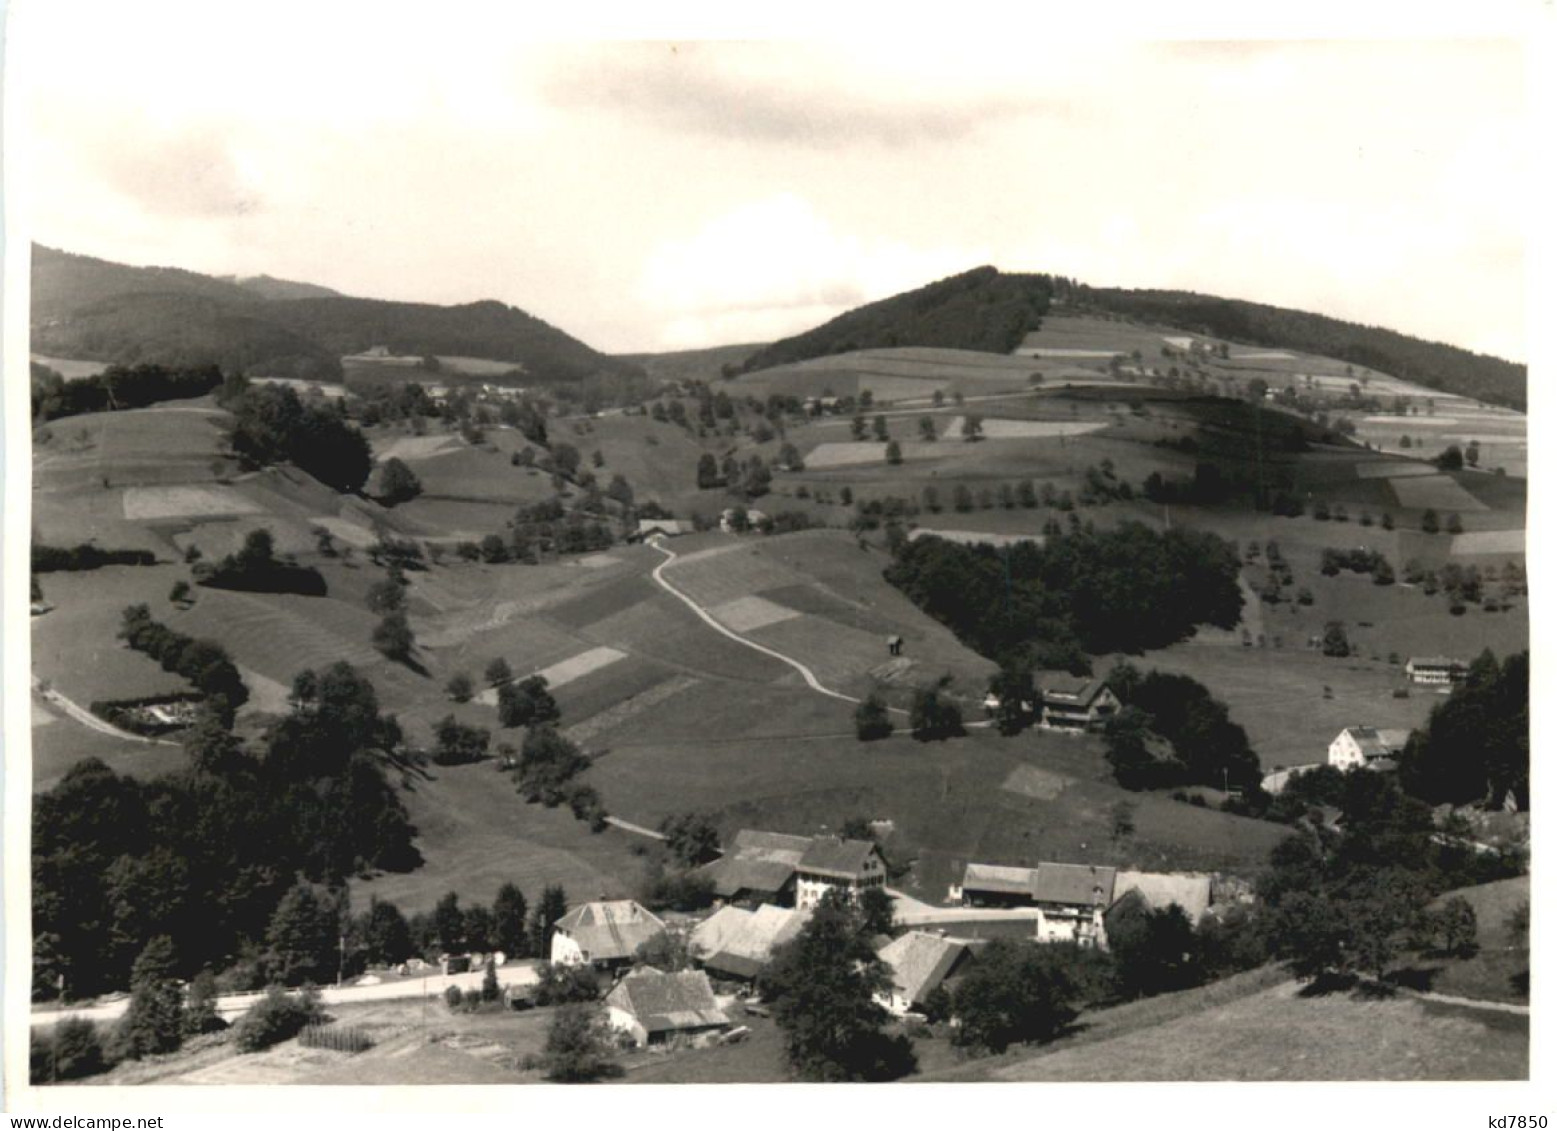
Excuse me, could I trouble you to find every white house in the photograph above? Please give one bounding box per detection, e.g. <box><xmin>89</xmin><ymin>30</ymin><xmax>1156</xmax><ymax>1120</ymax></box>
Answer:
<box><xmin>549</xmin><ymin>901</ymin><xmax>667</xmax><ymax>969</ymax></box>
<box><xmin>1328</xmin><ymin>726</ymin><xmax>1410</xmax><ymax>771</ymax></box>
<box><xmin>1405</xmin><ymin>656</ymin><xmax>1468</xmax><ymax>686</ymax></box>
<box><xmin>604</xmin><ymin>968</ymin><xmax>729</xmax><ymax>1047</ymax></box>
<box><xmin>794</xmin><ymin>837</ymin><xmax>889</xmax><ymax>910</ymax></box>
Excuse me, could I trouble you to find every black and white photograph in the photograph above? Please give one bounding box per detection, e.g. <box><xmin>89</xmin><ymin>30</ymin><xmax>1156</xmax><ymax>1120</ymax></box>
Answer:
<box><xmin>2</xmin><ymin>2</ymin><xmax>1543</xmax><ymax>1119</ymax></box>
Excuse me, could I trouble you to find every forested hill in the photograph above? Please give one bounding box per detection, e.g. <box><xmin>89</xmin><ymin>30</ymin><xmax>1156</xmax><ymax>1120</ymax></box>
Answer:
<box><xmin>1070</xmin><ymin>284</ymin><xmax>1526</xmax><ymax>411</ymax></box>
<box><xmin>741</xmin><ymin>267</ymin><xmax>1056</xmax><ymax>373</ymax></box>
<box><xmin>31</xmin><ymin>245</ymin><xmax>641</xmax><ymax>386</ymax></box>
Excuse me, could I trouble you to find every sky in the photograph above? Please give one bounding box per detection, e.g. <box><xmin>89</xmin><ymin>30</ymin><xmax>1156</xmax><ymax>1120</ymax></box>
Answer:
<box><xmin>11</xmin><ymin>4</ymin><xmax>1535</xmax><ymax>361</ymax></box>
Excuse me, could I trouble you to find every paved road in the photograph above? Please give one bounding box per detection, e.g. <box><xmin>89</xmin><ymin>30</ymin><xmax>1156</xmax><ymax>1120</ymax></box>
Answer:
<box><xmin>32</xmin><ymin>676</ymin><xmax>177</xmax><ymax>747</ymax></box>
<box><xmin>31</xmin><ymin>962</ymin><xmax>545</xmax><ymax>1029</ymax></box>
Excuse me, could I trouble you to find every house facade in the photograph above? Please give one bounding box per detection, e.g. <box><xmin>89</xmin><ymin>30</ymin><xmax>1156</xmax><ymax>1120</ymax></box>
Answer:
<box><xmin>1035</xmin><ymin>674</ymin><xmax>1121</xmax><ymax>732</ymax></box>
<box><xmin>1328</xmin><ymin>726</ymin><xmax>1410</xmax><ymax>770</ymax></box>
<box><xmin>794</xmin><ymin>837</ymin><xmax>888</xmax><ymax>910</ymax></box>
<box><xmin>604</xmin><ymin>969</ymin><xmax>729</xmax><ymax>1047</ymax></box>
<box><xmin>955</xmin><ymin>861</ymin><xmax>1116</xmax><ymax>948</ymax></box>
<box><xmin>549</xmin><ymin>900</ymin><xmax>667</xmax><ymax>969</ymax></box>
<box><xmin>1405</xmin><ymin>656</ymin><xmax>1468</xmax><ymax>686</ymax></box>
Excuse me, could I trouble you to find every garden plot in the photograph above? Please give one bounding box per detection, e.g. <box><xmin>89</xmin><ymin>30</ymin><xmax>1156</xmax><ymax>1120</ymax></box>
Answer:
<box><xmin>1389</xmin><ymin>475</ymin><xmax>1489</xmax><ymax>512</ymax></box>
<box><xmin>1230</xmin><ymin>351</ymin><xmax>1296</xmax><ymax>361</ymax></box>
<box><xmin>1355</xmin><ymin>462</ymin><xmax>1437</xmax><ymax>480</ymax></box>
<box><xmin>1450</xmin><ymin>530</ymin><xmax>1524</xmax><ymax>556</ymax></box>
<box><xmin>946</xmin><ymin>417</ymin><xmax>1109</xmax><ymax>439</ymax></box>
<box><xmin>1017</xmin><ymin>348</ymin><xmax>1119</xmax><ymax>358</ymax></box>
<box><xmin>1001</xmin><ymin>763</ymin><xmax>1073</xmax><ymax>801</ymax></box>
<box><xmin>710</xmin><ymin>595</ymin><xmax>802</xmax><ymax>632</ymax></box>
<box><xmin>123</xmin><ymin>485</ymin><xmax>261</xmax><ymax>520</ymax></box>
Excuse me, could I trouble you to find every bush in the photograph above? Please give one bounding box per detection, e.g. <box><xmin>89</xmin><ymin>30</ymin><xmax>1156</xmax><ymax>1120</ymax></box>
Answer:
<box><xmin>233</xmin><ymin>986</ymin><xmax>323</xmax><ymax>1053</ymax></box>
<box><xmin>444</xmin><ymin>985</ymin><xmax>465</xmax><ymax>1011</ymax></box>
<box><xmin>30</xmin><ymin>1017</ymin><xmax>108</xmax><ymax>1082</ymax></box>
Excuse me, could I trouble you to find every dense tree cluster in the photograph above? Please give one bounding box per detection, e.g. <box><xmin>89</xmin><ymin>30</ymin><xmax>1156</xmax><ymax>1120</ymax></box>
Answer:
<box><xmin>33</xmin><ymin>544</ymin><xmax>157</xmax><ymax>572</ymax></box>
<box><xmin>1102</xmin><ymin>664</ymin><xmax>1261</xmax><ymax>792</ymax></box>
<box><xmin>885</xmin><ymin>523</ymin><xmax>1242</xmax><ymax>666</ymax></box>
<box><xmin>497</xmin><ymin>675</ymin><xmax>560</xmax><ymax>729</ymax></box>
<box><xmin>1399</xmin><ymin>649</ymin><xmax>1528</xmax><ymax>811</ymax></box>
<box><xmin>31</xmin><ymin>361</ymin><xmax>226</xmax><ymax>422</ymax></box>
<box><xmin>375</xmin><ymin>457</ymin><xmax>423</xmax><ymax>506</ymax></box>
<box><xmin>195</xmin><ymin>528</ymin><xmax>327</xmax><ymax>596</ymax></box>
<box><xmin>222</xmin><ymin>380</ymin><xmax>373</xmax><ymax>493</ymax></box>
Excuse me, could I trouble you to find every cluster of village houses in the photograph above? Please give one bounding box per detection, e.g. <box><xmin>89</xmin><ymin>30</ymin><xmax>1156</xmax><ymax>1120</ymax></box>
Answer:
<box><xmin>486</xmin><ymin>828</ymin><xmax>1220</xmax><ymax>1050</ymax></box>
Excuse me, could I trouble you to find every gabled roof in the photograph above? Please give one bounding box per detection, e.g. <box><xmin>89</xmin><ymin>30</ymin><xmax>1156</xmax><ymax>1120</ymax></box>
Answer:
<box><xmin>877</xmin><ymin>932</ymin><xmax>970</xmax><ymax>1005</ymax></box>
<box><xmin>553</xmin><ymin>900</ymin><xmax>667</xmax><ymax>961</ymax></box>
<box><xmin>961</xmin><ymin>861</ymin><xmax>1116</xmax><ymax>907</ymax></box>
<box><xmin>692</xmin><ymin>905</ymin><xmax>812</xmax><ymax>980</ymax></box>
<box><xmin>797</xmin><ymin>837</ymin><xmax>880</xmax><ymax>879</ymax></box>
<box><xmin>1112</xmin><ymin>871</ymin><xmax>1213</xmax><ymax>923</ymax></box>
<box><xmin>703</xmin><ymin>856</ymin><xmax>797</xmax><ymax>898</ymax></box>
<box><xmin>605</xmin><ymin>969</ymin><xmax>728</xmax><ymax>1034</ymax></box>
<box><xmin>1338</xmin><ymin>726</ymin><xmax>1411</xmax><ymax>758</ymax></box>
<box><xmin>1034</xmin><ymin>673</ymin><xmax>1113</xmax><ymax>706</ymax></box>
<box><xmin>729</xmin><ymin>829</ymin><xmax>812</xmax><ymax>862</ymax></box>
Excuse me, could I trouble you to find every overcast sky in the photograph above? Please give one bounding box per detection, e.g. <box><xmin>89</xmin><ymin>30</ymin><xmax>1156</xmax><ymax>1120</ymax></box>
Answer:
<box><xmin>14</xmin><ymin>5</ymin><xmax>1532</xmax><ymax>360</ymax></box>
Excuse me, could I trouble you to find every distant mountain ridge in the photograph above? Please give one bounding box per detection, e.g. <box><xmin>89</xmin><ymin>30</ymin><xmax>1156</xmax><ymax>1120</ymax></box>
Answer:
<box><xmin>741</xmin><ymin>266</ymin><xmax>1056</xmax><ymax>373</ymax></box>
<box><xmin>31</xmin><ymin>245</ymin><xmax>640</xmax><ymax>385</ymax></box>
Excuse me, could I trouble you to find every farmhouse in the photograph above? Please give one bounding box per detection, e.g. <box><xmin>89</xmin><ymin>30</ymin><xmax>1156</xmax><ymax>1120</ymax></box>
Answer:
<box><xmin>874</xmin><ymin>931</ymin><xmax>974</xmax><ymax>1017</ymax></box>
<box><xmin>605</xmin><ymin>968</ymin><xmax>729</xmax><ymax>1047</ymax></box>
<box><xmin>549</xmin><ymin>900</ymin><xmax>667</xmax><ymax>969</ymax></box>
<box><xmin>952</xmin><ymin>861</ymin><xmax>1116</xmax><ymax>947</ymax></box>
<box><xmin>701</xmin><ymin>830</ymin><xmax>887</xmax><ymax>910</ymax></box>
<box><xmin>1034</xmin><ymin>673</ymin><xmax>1120</xmax><ymax>732</ymax></box>
<box><xmin>795</xmin><ymin>836</ymin><xmax>889</xmax><ymax>910</ymax></box>
<box><xmin>702</xmin><ymin>830</ymin><xmax>811</xmax><ymax>906</ymax></box>
<box><xmin>1328</xmin><ymin>726</ymin><xmax>1411</xmax><ymax>771</ymax></box>
<box><xmin>690</xmin><ymin>904</ymin><xmax>811</xmax><ymax>983</ymax></box>
<box><xmin>1406</xmin><ymin>656</ymin><xmax>1468</xmax><ymax>685</ymax></box>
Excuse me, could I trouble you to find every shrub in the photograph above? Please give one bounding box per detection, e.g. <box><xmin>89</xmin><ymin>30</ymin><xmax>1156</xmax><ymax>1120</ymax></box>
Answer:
<box><xmin>31</xmin><ymin>1017</ymin><xmax>107</xmax><ymax>1082</ymax></box>
<box><xmin>233</xmin><ymin>986</ymin><xmax>323</xmax><ymax>1053</ymax></box>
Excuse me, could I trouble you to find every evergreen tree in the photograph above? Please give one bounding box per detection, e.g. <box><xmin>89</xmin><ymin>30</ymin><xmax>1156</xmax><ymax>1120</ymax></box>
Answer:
<box><xmin>434</xmin><ymin>891</ymin><xmax>464</xmax><ymax>954</ymax></box>
<box><xmin>362</xmin><ymin>898</ymin><xmax>413</xmax><ymax>966</ymax></box>
<box><xmin>493</xmin><ymin>883</ymin><xmax>529</xmax><ymax>957</ymax></box>
<box><xmin>265</xmin><ymin>884</ymin><xmax>338</xmax><ymax>986</ymax></box>
<box><xmin>531</xmin><ymin>885</ymin><xmax>569</xmax><ymax>958</ymax></box>
<box><xmin>377</xmin><ymin>458</ymin><xmax>423</xmax><ymax>506</ymax></box>
<box><xmin>121</xmin><ymin>936</ymin><xmax>184</xmax><ymax>1058</ymax></box>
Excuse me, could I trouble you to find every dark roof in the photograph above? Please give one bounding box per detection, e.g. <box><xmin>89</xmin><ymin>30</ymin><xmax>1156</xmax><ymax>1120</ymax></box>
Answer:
<box><xmin>797</xmin><ymin>837</ymin><xmax>880</xmax><ymax>879</ymax></box>
<box><xmin>962</xmin><ymin>861</ymin><xmax>1116</xmax><ymax>907</ymax></box>
<box><xmin>729</xmin><ymin>829</ymin><xmax>812</xmax><ymax>861</ymax></box>
<box><xmin>1036</xmin><ymin>673</ymin><xmax>1112</xmax><ymax>706</ymax></box>
<box><xmin>704</xmin><ymin>856</ymin><xmax>796</xmax><ymax>898</ymax></box>
<box><xmin>605</xmin><ymin>969</ymin><xmax>728</xmax><ymax>1034</ymax></box>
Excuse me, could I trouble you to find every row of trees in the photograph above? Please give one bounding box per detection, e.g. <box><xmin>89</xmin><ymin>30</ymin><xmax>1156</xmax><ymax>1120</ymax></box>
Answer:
<box><xmin>31</xmin><ymin>361</ymin><xmax>226</xmax><ymax>422</ymax></box>
<box><xmin>118</xmin><ymin>604</ymin><xmax>249</xmax><ymax>721</ymax></box>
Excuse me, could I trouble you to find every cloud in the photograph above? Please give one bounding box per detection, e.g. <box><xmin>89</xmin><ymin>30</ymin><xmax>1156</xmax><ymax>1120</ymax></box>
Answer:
<box><xmin>638</xmin><ymin>194</ymin><xmax>987</xmax><ymax>348</ymax></box>
<box><xmin>537</xmin><ymin>42</ymin><xmax>1061</xmax><ymax>148</ymax></box>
